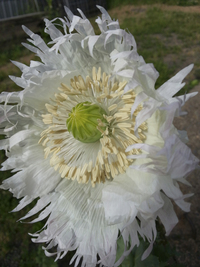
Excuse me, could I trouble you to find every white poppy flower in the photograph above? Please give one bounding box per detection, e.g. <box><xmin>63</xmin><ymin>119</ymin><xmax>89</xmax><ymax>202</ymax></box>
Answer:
<box><xmin>0</xmin><ymin>6</ymin><xmax>199</xmax><ymax>267</ymax></box>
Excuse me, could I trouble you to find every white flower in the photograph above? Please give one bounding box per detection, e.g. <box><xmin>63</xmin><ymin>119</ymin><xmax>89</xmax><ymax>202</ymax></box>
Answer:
<box><xmin>0</xmin><ymin>6</ymin><xmax>199</xmax><ymax>267</ymax></box>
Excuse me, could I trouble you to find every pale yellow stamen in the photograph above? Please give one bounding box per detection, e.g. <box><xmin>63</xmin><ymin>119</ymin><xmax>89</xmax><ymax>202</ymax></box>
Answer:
<box><xmin>39</xmin><ymin>67</ymin><xmax>147</xmax><ymax>186</ymax></box>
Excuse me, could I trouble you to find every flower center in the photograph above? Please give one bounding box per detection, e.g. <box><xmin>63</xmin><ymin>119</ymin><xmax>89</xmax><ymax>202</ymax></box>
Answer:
<box><xmin>39</xmin><ymin>67</ymin><xmax>147</xmax><ymax>186</ymax></box>
<box><xmin>66</xmin><ymin>102</ymin><xmax>107</xmax><ymax>143</ymax></box>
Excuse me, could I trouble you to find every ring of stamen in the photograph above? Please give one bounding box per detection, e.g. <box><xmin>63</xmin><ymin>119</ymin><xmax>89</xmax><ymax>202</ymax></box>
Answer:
<box><xmin>39</xmin><ymin>67</ymin><xmax>147</xmax><ymax>186</ymax></box>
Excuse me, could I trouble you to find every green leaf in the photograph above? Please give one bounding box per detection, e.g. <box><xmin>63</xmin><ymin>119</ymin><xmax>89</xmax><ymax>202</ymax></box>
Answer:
<box><xmin>131</xmin><ymin>240</ymin><xmax>161</xmax><ymax>267</ymax></box>
<box><xmin>116</xmin><ymin>232</ymin><xmax>184</xmax><ymax>267</ymax></box>
<box><xmin>117</xmin><ymin>238</ymin><xmax>162</xmax><ymax>267</ymax></box>
<box><xmin>152</xmin><ymin>241</ymin><xmax>174</xmax><ymax>262</ymax></box>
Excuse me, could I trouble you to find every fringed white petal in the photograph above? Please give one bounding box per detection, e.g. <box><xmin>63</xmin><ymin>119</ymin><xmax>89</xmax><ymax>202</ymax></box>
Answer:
<box><xmin>157</xmin><ymin>193</ymin><xmax>178</xmax><ymax>236</ymax></box>
<box><xmin>23</xmin><ymin>180</ymin><xmax>119</xmax><ymax>267</ymax></box>
<box><xmin>157</xmin><ymin>64</ymin><xmax>194</xmax><ymax>98</ymax></box>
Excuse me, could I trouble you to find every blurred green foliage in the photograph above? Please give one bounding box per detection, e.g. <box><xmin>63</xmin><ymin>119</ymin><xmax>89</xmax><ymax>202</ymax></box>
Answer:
<box><xmin>107</xmin><ymin>0</ymin><xmax>200</xmax><ymax>9</ymax></box>
<box><xmin>120</xmin><ymin>7</ymin><xmax>200</xmax><ymax>91</ymax></box>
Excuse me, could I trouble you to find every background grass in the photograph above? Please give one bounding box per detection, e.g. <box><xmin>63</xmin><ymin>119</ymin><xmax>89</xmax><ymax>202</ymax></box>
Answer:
<box><xmin>107</xmin><ymin>0</ymin><xmax>200</xmax><ymax>9</ymax></box>
<box><xmin>119</xmin><ymin>6</ymin><xmax>200</xmax><ymax>91</ymax></box>
<box><xmin>0</xmin><ymin>0</ymin><xmax>200</xmax><ymax>266</ymax></box>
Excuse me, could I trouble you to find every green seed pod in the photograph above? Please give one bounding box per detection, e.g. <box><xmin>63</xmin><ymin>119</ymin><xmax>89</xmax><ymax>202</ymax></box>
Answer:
<box><xmin>66</xmin><ymin>102</ymin><xmax>107</xmax><ymax>143</ymax></box>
